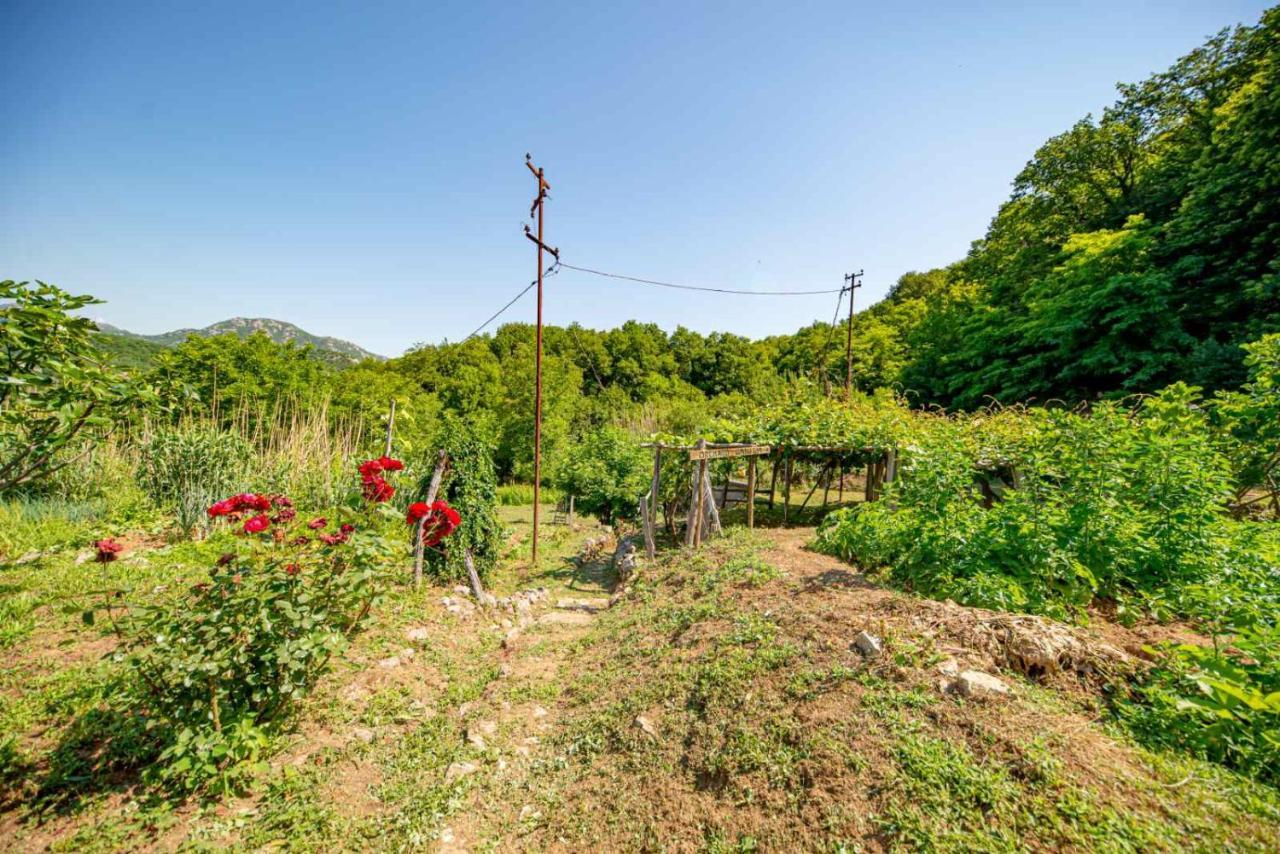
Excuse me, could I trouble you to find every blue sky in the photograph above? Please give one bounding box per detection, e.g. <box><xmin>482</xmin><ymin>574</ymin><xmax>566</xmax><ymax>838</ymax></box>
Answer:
<box><xmin>1</xmin><ymin>1</ymin><xmax>1270</xmax><ymax>356</ymax></box>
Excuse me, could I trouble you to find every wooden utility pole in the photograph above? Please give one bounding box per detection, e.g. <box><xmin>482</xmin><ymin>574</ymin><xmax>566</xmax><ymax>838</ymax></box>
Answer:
<box><xmin>843</xmin><ymin>270</ymin><xmax>863</xmax><ymax>401</ymax></box>
<box><xmin>524</xmin><ymin>155</ymin><xmax>558</xmax><ymax>565</ymax></box>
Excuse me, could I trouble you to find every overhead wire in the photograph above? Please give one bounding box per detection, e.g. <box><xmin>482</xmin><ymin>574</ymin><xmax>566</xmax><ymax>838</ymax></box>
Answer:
<box><xmin>461</xmin><ymin>260</ymin><xmax>561</xmax><ymax>342</ymax></box>
<box><xmin>556</xmin><ymin>261</ymin><xmax>845</xmax><ymax>296</ymax></box>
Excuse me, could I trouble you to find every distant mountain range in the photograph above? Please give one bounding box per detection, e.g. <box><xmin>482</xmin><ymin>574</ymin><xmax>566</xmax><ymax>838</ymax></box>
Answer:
<box><xmin>94</xmin><ymin>317</ymin><xmax>382</xmax><ymax>364</ymax></box>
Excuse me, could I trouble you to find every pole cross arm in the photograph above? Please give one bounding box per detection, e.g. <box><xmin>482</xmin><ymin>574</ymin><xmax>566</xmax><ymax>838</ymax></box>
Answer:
<box><xmin>523</xmin><ymin>225</ymin><xmax>560</xmax><ymax>259</ymax></box>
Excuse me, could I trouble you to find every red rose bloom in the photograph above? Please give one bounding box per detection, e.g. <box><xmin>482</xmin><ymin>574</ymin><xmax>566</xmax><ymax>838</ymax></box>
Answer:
<box><xmin>95</xmin><ymin>538</ymin><xmax>124</xmax><ymax>563</ymax></box>
<box><xmin>273</xmin><ymin>508</ymin><xmax>297</xmax><ymax>523</ymax></box>
<box><xmin>358</xmin><ymin>459</ymin><xmax>383</xmax><ymax>480</ymax></box>
<box><xmin>319</xmin><ymin>532</ymin><xmax>349</xmax><ymax>546</ymax></box>
<box><xmin>207</xmin><ymin>498</ymin><xmax>236</xmax><ymax>518</ymax></box>
<box><xmin>407</xmin><ymin>499</ymin><xmax>461</xmax><ymax>546</ymax></box>
<box><xmin>284</xmin><ymin>563</ymin><xmax>301</xmax><ymax>577</ymax></box>
<box><xmin>340</xmin><ymin>523</ymin><xmax>355</xmax><ymax>534</ymax></box>
<box><xmin>243</xmin><ymin>514</ymin><xmax>271</xmax><ymax>534</ymax></box>
<box><xmin>377</xmin><ymin>456</ymin><xmax>404</xmax><ymax>472</ymax></box>
<box><xmin>362</xmin><ymin>476</ymin><xmax>395</xmax><ymax>503</ymax></box>
<box><xmin>307</xmin><ymin>517</ymin><xmax>328</xmax><ymax>530</ymax></box>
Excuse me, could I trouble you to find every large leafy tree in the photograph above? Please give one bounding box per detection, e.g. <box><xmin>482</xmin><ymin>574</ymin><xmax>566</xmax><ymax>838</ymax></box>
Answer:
<box><xmin>0</xmin><ymin>280</ymin><xmax>148</xmax><ymax>493</ymax></box>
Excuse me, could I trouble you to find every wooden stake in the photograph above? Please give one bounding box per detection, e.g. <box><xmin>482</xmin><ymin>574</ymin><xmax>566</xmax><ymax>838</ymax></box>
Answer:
<box><xmin>383</xmin><ymin>398</ymin><xmax>396</xmax><ymax>457</ymax></box>
<box><xmin>783</xmin><ymin>458</ymin><xmax>793</xmax><ymax>523</ymax></box>
<box><xmin>746</xmin><ymin>457</ymin><xmax>757</xmax><ymax>529</ymax></box>
<box><xmin>641</xmin><ymin>494</ymin><xmax>656</xmax><ymax>559</ymax></box>
<box><xmin>464</xmin><ymin>549</ymin><xmax>486</xmax><ymax>603</ymax></box>
<box><xmin>414</xmin><ymin>450</ymin><xmax>448</xmax><ymax>587</ymax></box>
<box><xmin>701</xmin><ymin>466</ymin><xmax>721</xmax><ymax>536</ymax></box>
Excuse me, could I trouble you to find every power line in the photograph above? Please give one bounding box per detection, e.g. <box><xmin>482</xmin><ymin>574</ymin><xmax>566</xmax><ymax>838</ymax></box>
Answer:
<box><xmin>461</xmin><ymin>261</ymin><xmax>560</xmax><ymax>342</ymax></box>
<box><xmin>557</xmin><ymin>261</ymin><xmax>845</xmax><ymax>296</ymax></box>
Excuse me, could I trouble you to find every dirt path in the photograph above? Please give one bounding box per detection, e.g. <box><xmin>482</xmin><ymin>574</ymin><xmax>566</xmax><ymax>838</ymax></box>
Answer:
<box><xmin>434</xmin><ymin>545</ymin><xmax>616</xmax><ymax>852</ymax></box>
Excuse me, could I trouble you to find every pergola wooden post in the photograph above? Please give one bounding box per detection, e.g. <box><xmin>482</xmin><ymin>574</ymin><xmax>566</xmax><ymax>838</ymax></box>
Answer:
<box><xmin>746</xmin><ymin>457</ymin><xmax>757</xmax><ymax>529</ymax></box>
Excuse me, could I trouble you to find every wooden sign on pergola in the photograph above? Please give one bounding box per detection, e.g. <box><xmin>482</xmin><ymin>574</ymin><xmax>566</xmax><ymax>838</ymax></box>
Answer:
<box><xmin>637</xmin><ymin>440</ymin><xmax>896</xmax><ymax>557</ymax></box>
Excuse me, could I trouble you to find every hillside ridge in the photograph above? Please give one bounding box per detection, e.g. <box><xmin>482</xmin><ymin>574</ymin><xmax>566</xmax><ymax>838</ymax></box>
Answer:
<box><xmin>93</xmin><ymin>316</ymin><xmax>382</xmax><ymax>362</ymax></box>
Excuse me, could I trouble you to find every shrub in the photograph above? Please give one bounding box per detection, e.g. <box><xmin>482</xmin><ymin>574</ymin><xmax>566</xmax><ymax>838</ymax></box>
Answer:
<box><xmin>1119</xmin><ymin>626</ymin><xmax>1280</xmax><ymax>786</ymax></box>
<box><xmin>419</xmin><ymin>419</ymin><xmax>503</xmax><ymax>581</ymax></box>
<box><xmin>814</xmin><ymin>386</ymin><xmax>1250</xmax><ymax>622</ymax></box>
<box><xmin>551</xmin><ymin>427</ymin><xmax>650</xmax><ymax>522</ymax></box>
<box><xmin>139</xmin><ymin>427</ymin><xmax>251</xmax><ymax>533</ymax></box>
<box><xmin>0</xmin><ymin>280</ymin><xmax>151</xmax><ymax>495</ymax></box>
<box><xmin>92</xmin><ymin>457</ymin><xmax>447</xmax><ymax>793</ymax></box>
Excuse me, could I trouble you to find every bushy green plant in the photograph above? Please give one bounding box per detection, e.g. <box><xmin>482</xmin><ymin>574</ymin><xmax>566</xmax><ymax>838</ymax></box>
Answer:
<box><xmin>139</xmin><ymin>427</ymin><xmax>252</xmax><ymax>533</ymax></box>
<box><xmin>0</xmin><ymin>280</ymin><xmax>151</xmax><ymax>494</ymax></box>
<box><xmin>420</xmin><ymin>418</ymin><xmax>503</xmax><ymax>581</ymax></box>
<box><xmin>1119</xmin><ymin>626</ymin><xmax>1280</xmax><ymax>786</ymax></box>
<box><xmin>550</xmin><ymin>427</ymin><xmax>650</xmax><ymax>522</ymax></box>
<box><xmin>91</xmin><ymin>460</ymin><xmax>428</xmax><ymax>794</ymax></box>
<box><xmin>815</xmin><ymin>384</ymin><xmax>1256</xmax><ymax>622</ymax></box>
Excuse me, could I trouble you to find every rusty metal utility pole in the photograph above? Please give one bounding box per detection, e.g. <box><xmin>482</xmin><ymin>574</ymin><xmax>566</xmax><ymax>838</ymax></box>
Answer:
<box><xmin>524</xmin><ymin>155</ymin><xmax>558</xmax><ymax>564</ymax></box>
<box><xmin>843</xmin><ymin>270</ymin><xmax>863</xmax><ymax>400</ymax></box>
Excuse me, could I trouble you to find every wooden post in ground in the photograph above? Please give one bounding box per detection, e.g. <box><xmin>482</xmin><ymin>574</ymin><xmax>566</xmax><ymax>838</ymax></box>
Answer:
<box><xmin>567</xmin><ymin>495</ymin><xmax>575</xmax><ymax>528</ymax></box>
<box><xmin>463</xmin><ymin>549</ymin><xmax>485</xmax><ymax>603</ymax></box>
<box><xmin>383</xmin><ymin>398</ymin><xmax>396</xmax><ymax>457</ymax></box>
<box><xmin>649</xmin><ymin>448</ymin><xmax>662</xmax><ymax>556</ymax></box>
<box><xmin>701</xmin><ymin>466</ymin><xmax>722</xmax><ymax>536</ymax></box>
<box><xmin>746</xmin><ymin>457</ymin><xmax>757</xmax><ymax>529</ymax></box>
<box><xmin>864</xmin><ymin>461</ymin><xmax>874</xmax><ymax>502</ymax></box>
<box><xmin>838</xmin><ymin>459</ymin><xmax>845</xmax><ymax>503</ymax></box>
<box><xmin>783</xmin><ymin>458</ymin><xmax>793</xmax><ymax>523</ymax></box>
<box><xmin>414</xmin><ymin>449</ymin><xmax>449</xmax><ymax>587</ymax></box>
<box><xmin>822</xmin><ymin>463</ymin><xmax>831</xmax><ymax>507</ymax></box>
<box><xmin>768</xmin><ymin>458</ymin><xmax>779</xmax><ymax>508</ymax></box>
<box><xmin>685</xmin><ymin>442</ymin><xmax>703</xmax><ymax>547</ymax></box>
<box><xmin>640</xmin><ymin>494</ymin><xmax>656</xmax><ymax>559</ymax></box>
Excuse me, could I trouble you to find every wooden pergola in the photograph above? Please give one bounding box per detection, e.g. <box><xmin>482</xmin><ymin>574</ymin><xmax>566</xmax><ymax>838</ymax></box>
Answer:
<box><xmin>638</xmin><ymin>440</ymin><xmax>897</xmax><ymax>556</ymax></box>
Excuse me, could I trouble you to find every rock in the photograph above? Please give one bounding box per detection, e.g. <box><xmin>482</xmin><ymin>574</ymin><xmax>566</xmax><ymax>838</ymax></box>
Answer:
<box><xmin>852</xmin><ymin>630</ymin><xmax>883</xmax><ymax>658</ymax></box>
<box><xmin>457</xmin><ymin>701</ymin><xmax>475</xmax><ymax>717</ymax></box>
<box><xmin>74</xmin><ymin>550</ymin><xmax>94</xmax><ymax>565</ymax></box>
<box><xmin>518</xmin><ymin>804</ymin><xmax>540</xmax><ymax>822</ymax></box>
<box><xmin>398</xmin><ymin>647</ymin><xmax>416</xmax><ymax>660</ymax></box>
<box><xmin>466</xmin><ymin>728</ymin><xmax>487</xmax><ymax>749</ymax></box>
<box><xmin>936</xmin><ymin>658</ymin><xmax>960</xmax><ymax>677</ymax></box>
<box><xmin>955</xmin><ymin>670</ymin><xmax>1010</xmax><ymax>698</ymax></box>
<box><xmin>532</xmin><ymin>705</ymin><xmax>548</xmax><ymax>719</ymax></box>
<box><xmin>14</xmin><ymin>550</ymin><xmax>42</xmax><ymax>565</ymax></box>
<box><xmin>445</xmin><ymin>761</ymin><xmax>477</xmax><ymax>782</ymax></box>
<box><xmin>633</xmin><ymin>715</ymin><xmax>658</xmax><ymax>738</ymax></box>
<box><xmin>378</xmin><ymin>656</ymin><xmax>402</xmax><ymax>669</ymax></box>
<box><xmin>453</xmin><ymin>585</ymin><xmax>470</xmax><ymax>596</ymax></box>
<box><xmin>405</xmin><ymin>626</ymin><xmax>430</xmax><ymax>642</ymax></box>
<box><xmin>351</xmin><ymin>727</ymin><xmax>374</xmax><ymax>744</ymax></box>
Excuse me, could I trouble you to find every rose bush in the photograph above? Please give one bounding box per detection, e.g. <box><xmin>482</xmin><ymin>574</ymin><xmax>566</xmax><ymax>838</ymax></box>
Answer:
<box><xmin>91</xmin><ymin>456</ymin><xmax>456</xmax><ymax>793</ymax></box>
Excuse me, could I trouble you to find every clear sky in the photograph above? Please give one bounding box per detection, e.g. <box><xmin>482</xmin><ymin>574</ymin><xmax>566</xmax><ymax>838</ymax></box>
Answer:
<box><xmin>1</xmin><ymin>1</ymin><xmax>1270</xmax><ymax>357</ymax></box>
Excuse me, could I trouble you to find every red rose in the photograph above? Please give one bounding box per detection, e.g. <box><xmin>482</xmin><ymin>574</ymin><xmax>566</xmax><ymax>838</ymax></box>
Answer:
<box><xmin>94</xmin><ymin>538</ymin><xmax>124</xmax><ymax>563</ymax></box>
<box><xmin>243</xmin><ymin>514</ymin><xmax>271</xmax><ymax>534</ymax></box>
<box><xmin>207</xmin><ymin>499</ymin><xmax>236</xmax><ymax>518</ymax></box>
<box><xmin>358</xmin><ymin>460</ymin><xmax>383</xmax><ymax>480</ymax></box>
<box><xmin>362</xmin><ymin>476</ymin><xmax>394</xmax><ymax>503</ymax></box>
<box><xmin>319</xmin><ymin>533</ymin><xmax>348</xmax><ymax>546</ymax></box>
<box><xmin>273</xmin><ymin>508</ymin><xmax>297</xmax><ymax>523</ymax></box>
<box><xmin>272</xmin><ymin>495</ymin><xmax>294</xmax><ymax>508</ymax></box>
<box><xmin>290</xmin><ymin>536</ymin><xmax>310</xmax><ymax>546</ymax></box>
<box><xmin>378</xmin><ymin>456</ymin><xmax>404</xmax><ymax>472</ymax></box>
<box><xmin>307</xmin><ymin>517</ymin><xmax>328</xmax><ymax>530</ymax></box>
<box><xmin>405</xmin><ymin>502</ymin><xmax>430</xmax><ymax>525</ymax></box>
<box><xmin>340</xmin><ymin>523</ymin><xmax>355</xmax><ymax>534</ymax></box>
<box><xmin>284</xmin><ymin>563</ymin><xmax>301</xmax><ymax>577</ymax></box>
